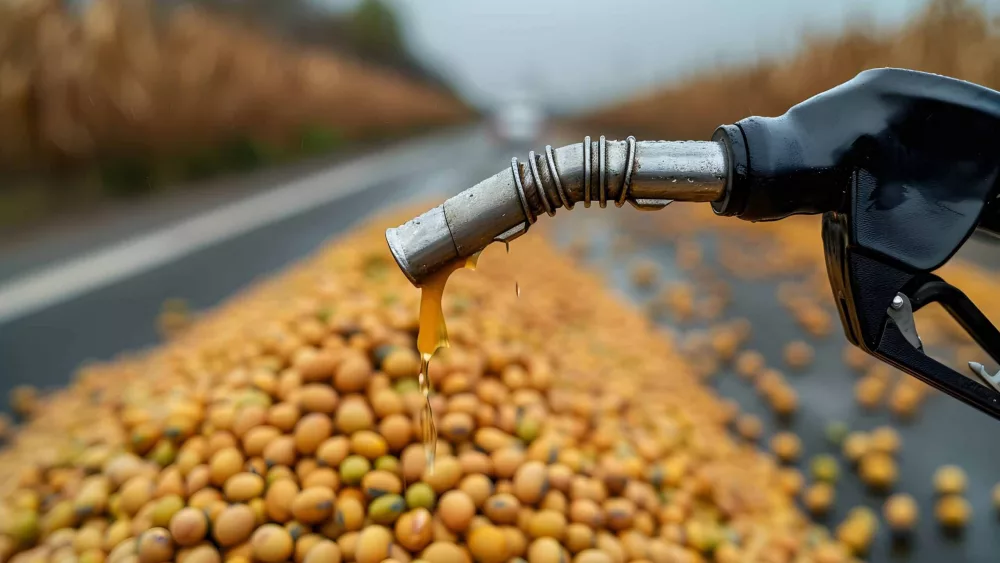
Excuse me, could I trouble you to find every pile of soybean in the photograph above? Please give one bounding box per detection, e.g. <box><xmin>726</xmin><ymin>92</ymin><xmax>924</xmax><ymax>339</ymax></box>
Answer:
<box><xmin>0</xmin><ymin>214</ymin><xmax>850</xmax><ymax>563</ymax></box>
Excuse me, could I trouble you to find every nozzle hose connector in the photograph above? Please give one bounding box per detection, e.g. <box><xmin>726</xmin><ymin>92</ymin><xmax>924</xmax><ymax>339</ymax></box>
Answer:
<box><xmin>386</xmin><ymin>136</ymin><xmax>730</xmax><ymax>286</ymax></box>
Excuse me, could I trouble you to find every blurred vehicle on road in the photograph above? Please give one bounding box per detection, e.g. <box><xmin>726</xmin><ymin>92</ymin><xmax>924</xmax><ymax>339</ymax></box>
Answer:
<box><xmin>490</xmin><ymin>93</ymin><xmax>546</xmax><ymax>145</ymax></box>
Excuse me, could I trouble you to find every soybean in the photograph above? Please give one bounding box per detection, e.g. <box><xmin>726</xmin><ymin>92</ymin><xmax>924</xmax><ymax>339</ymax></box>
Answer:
<box><xmin>936</xmin><ymin>495</ymin><xmax>971</xmax><ymax>529</ymax></box>
<box><xmin>209</xmin><ymin>448</ymin><xmax>244</xmax><ymax>487</ymax></box>
<box><xmin>250</xmin><ymin>524</ymin><xmax>294</xmax><ymax>563</ymax></box>
<box><xmin>368</xmin><ymin>494</ymin><xmax>406</xmax><ymax>525</ymax></box>
<box><xmin>224</xmin><ymin>473</ymin><xmax>265</xmax><ymax>503</ymax></box>
<box><xmin>884</xmin><ymin>493</ymin><xmax>918</xmax><ymax>532</ymax></box>
<box><xmin>421</xmin><ymin>542</ymin><xmax>471</xmax><ymax>563</ymax></box>
<box><xmin>137</xmin><ymin>527</ymin><xmax>174</xmax><ymax>563</ymax></box>
<box><xmin>340</xmin><ymin>455</ymin><xmax>371</xmax><ymax>486</ymax></box>
<box><xmin>169</xmin><ymin>508</ymin><xmax>208</xmax><ymax>546</ymax></box>
<box><xmin>395</xmin><ymin>508</ymin><xmax>435</xmax><ymax>552</ymax></box>
<box><xmin>302</xmin><ymin>540</ymin><xmax>342</xmax><ymax>563</ymax></box>
<box><xmin>294</xmin><ymin>414</ymin><xmax>332</xmax><ymax>455</ymax></box>
<box><xmin>459</xmin><ymin>474</ymin><xmax>494</xmax><ymax>508</ymax></box>
<box><xmin>406</xmin><ymin>482</ymin><xmax>437</xmax><ymax>511</ymax></box>
<box><xmin>468</xmin><ymin>525</ymin><xmax>508</xmax><ymax>563</ymax></box>
<box><xmin>354</xmin><ymin>525</ymin><xmax>392</xmax><ymax>563</ymax></box>
<box><xmin>335</xmin><ymin>398</ymin><xmax>374</xmax><ymax>434</ymax></box>
<box><xmin>213</xmin><ymin>504</ymin><xmax>256</xmax><ymax>547</ymax></box>
<box><xmin>484</xmin><ymin>493</ymin><xmax>521</xmax><ymax>525</ymax></box>
<box><xmin>264</xmin><ymin>479</ymin><xmax>299</xmax><ymax>523</ymax></box>
<box><xmin>439</xmin><ymin>490</ymin><xmax>476</xmax><ymax>532</ymax></box>
<box><xmin>527</xmin><ymin>537</ymin><xmax>565</xmax><ymax>563</ymax></box>
<box><xmin>290</xmin><ymin>487</ymin><xmax>335</xmax><ymax>524</ymax></box>
<box><xmin>934</xmin><ymin>465</ymin><xmax>967</xmax><ymax>495</ymax></box>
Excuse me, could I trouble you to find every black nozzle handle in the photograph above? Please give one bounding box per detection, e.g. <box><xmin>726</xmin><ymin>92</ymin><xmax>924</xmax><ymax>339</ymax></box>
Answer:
<box><xmin>711</xmin><ymin>67</ymin><xmax>1000</xmax><ymax>273</ymax></box>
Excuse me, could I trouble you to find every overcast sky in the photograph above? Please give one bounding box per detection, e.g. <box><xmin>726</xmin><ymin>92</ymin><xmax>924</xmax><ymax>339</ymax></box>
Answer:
<box><xmin>319</xmin><ymin>0</ymin><xmax>995</xmax><ymax>111</ymax></box>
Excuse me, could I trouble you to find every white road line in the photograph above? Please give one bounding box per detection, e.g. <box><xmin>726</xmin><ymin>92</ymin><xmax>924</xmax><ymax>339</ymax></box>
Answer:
<box><xmin>0</xmin><ymin>128</ymin><xmax>479</xmax><ymax>324</ymax></box>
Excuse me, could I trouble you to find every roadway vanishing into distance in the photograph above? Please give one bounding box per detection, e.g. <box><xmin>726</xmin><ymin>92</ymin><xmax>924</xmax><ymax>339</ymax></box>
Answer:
<box><xmin>0</xmin><ymin>125</ymin><xmax>509</xmax><ymax>392</ymax></box>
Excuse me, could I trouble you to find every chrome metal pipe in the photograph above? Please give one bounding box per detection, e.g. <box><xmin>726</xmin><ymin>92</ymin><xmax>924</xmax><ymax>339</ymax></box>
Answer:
<box><xmin>386</xmin><ymin>136</ymin><xmax>729</xmax><ymax>286</ymax></box>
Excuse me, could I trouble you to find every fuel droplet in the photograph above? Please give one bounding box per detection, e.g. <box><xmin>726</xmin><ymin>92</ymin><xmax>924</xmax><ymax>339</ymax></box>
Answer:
<box><xmin>506</xmin><ymin>241</ymin><xmax>519</xmax><ymax>298</ymax></box>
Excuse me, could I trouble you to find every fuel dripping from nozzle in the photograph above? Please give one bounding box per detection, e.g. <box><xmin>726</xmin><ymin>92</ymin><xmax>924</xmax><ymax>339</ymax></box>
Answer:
<box><xmin>388</xmin><ymin>69</ymin><xmax>1000</xmax><ymax>422</ymax></box>
<box><xmin>415</xmin><ymin>251</ymin><xmax>481</xmax><ymax>472</ymax></box>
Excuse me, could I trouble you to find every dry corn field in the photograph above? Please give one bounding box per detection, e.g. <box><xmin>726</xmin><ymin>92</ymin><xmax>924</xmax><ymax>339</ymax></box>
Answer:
<box><xmin>0</xmin><ymin>206</ymin><xmax>869</xmax><ymax>563</ymax></box>
<box><xmin>0</xmin><ymin>0</ymin><xmax>471</xmax><ymax>170</ymax></box>
<box><xmin>580</xmin><ymin>0</ymin><xmax>999</xmax><ymax>140</ymax></box>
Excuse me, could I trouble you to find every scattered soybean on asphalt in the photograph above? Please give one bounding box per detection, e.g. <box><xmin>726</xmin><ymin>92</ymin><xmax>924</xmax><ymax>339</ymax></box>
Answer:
<box><xmin>549</xmin><ymin>204</ymin><xmax>1000</xmax><ymax>563</ymax></box>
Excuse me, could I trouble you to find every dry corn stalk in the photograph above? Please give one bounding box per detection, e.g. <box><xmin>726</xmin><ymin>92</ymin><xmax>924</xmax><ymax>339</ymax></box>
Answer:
<box><xmin>581</xmin><ymin>0</ymin><xmax>1000</xmax><ymax>140</ymax></box>
<box><xmin>0</xmin><ymin>0</ymin><xmax>470</xmax><ymax>171</ymax></box>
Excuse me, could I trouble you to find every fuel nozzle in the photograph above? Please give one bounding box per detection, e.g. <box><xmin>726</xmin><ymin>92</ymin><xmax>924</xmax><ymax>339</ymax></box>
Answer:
<box><xmin>385</xmin><ymin>136</ymin><xmax>729</xmax><ymax>286</ymax></box>
<box><xmin>385</xmin><ymin>67</ymin><xmax>1000</xmax><ymax>422</ymax></box>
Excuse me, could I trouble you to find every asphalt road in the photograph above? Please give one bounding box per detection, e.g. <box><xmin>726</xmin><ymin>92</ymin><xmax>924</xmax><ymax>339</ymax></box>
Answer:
<box><xmin>2</xmin><ymin>127</ymin><xmax>1000</xmax><ymax>562</ymax></box>
<box><xmin>550</xmin><ymin>207</ymin><xmax>1000</xmax><ymax>563</ymax></box>
<box><xmin>0</xmin><ymin>126</ymin><xmax>513</xmax><ymax>395</ymax></box>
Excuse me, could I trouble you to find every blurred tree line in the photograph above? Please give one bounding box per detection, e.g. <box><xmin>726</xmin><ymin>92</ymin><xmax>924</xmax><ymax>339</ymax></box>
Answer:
<box><xmin>189</xmin><ymin>0</ymin><xmax>452</xmax><ymax>90</ymax></box>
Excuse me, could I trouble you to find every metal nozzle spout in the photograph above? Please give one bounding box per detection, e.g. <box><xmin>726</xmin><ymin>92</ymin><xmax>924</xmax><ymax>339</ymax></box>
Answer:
<box><xmin>386</xmin><ymin>136</ymin><xmax>730</xmax><ymax>286</ymax></box>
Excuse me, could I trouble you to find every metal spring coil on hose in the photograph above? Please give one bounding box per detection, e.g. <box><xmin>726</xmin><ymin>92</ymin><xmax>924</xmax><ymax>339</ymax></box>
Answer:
<box><xmin>510</xmin><ymin>135</ymin><xmax>638</xmax><ymax>223</ymax></box>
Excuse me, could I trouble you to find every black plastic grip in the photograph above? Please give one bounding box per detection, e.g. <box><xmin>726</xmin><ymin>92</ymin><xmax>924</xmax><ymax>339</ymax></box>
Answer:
<box><xmin>719</xmin><ymin>68</ymin><xmax>1000</xmax><ymax>272</ymax></box>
